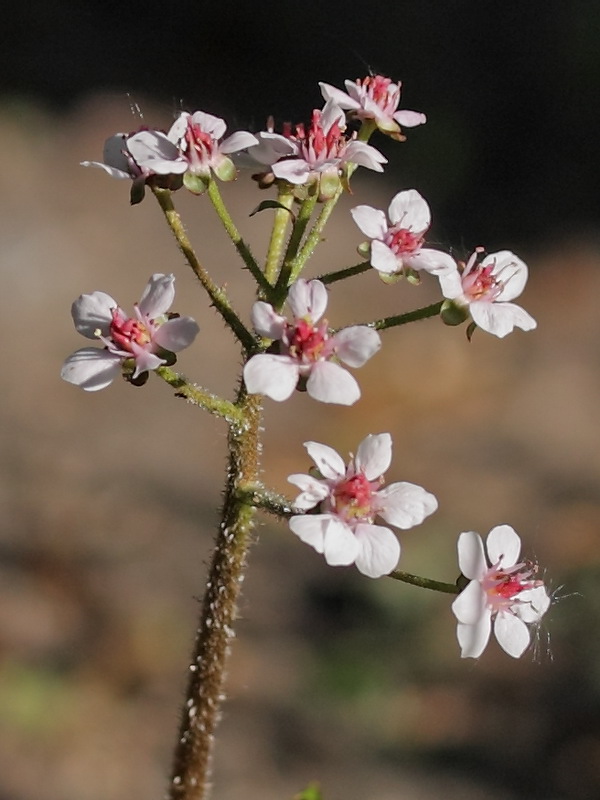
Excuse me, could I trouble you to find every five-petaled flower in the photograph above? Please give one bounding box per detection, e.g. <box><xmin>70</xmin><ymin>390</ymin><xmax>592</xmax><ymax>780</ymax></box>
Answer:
<box><xmin>320</xmin><ymin>75</ymin><xmax>426</xmax><ymax>140</ymax></box>
<box><xmin>439</xmin><ymin>249</ymin><xmax>537</xmax><ymax>338</ymax></box>
<box><xmin>61</xmin><ymin>274</ymin><xmax>199</xmax><ymax>391</ymax></box>
<box><xmin>288</xmin><ymin>433</ymin><xmax>438</xmax><ymax>578</ymax></box>
<box><xmin>351</xmin><ymin>189</ymin><xmax>457</xmax><ymax>277</ymax></box>
<box><xmin>452</xmin><ymin>525</ymin><xmax>550</xmax><ymax>658</ymax></box>
<box><xmin>243</xmin><ymin>279</ymin><xmax>381</xmax><ymax>405</ymax></box>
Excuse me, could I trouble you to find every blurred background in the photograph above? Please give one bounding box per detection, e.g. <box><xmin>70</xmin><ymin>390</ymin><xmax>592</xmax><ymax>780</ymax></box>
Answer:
<box><xmin>1</xmin><ymin>1</ymin><xmax>600</xmax><ymax>798</ymax></box>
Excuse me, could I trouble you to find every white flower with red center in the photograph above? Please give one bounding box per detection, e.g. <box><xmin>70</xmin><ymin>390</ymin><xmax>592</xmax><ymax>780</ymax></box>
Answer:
<box><xmin>438</xmin><ymin>249</ymin><xmax>537</xmax><ymax>338</ymax></box>
<box><xmin>255</xmin><ymin>101</ymin><xmax>386</xmax><ymax>196</ymax></box>
<box><xmin>243</xmin><ymin>279</ymin><xmax>381</xmax><ymax>405</ymax></box>
<box><xmin>127</xmin><ymin>111</ymin><xmax>258</xmax><ymax>193</ymax></box>
<box><xmin>351</xmin><ymin>189</ymin><xmax>457</xmax><ymax>276</ymax></box>
<box><xmin>320</xmin><ymin>75</ymin><xmax>426</xmax><ymax>139</ymax></box>
<box><xmin>287</xmin><ymin>433</ymin><xmax>438</xmax><ymax>578</ymax></box>
<box><xmin>452</xmin><ymin>525</ymin><xmax>551</xmax><ymax>658</ymax></box>
<box><xmin>61</xmin><ymin>274</ymin><xmax>199</xmax><ymax>391</ymax></box>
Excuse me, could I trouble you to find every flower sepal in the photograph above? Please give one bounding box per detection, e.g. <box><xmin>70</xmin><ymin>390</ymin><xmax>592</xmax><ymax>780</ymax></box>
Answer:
<box><xmin>440</xmin><ymin>298</ymin><xmax>469</xmax><ymax>326</ymax></box>
<box><xmin>183</xmin><ymin>171</ymin><xmax>211</xmax><ymax>195</ymax></box>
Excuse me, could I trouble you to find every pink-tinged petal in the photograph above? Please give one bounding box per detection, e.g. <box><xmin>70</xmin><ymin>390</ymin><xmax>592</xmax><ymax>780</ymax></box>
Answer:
<box><xmin>190</xmin><ymin>111</ymin><xmax>227</xmax><ymax>140</ymax></box>
<box><xmin>350</xmin><ymin>204</ymin><xmax>389</xmax><ymax>240</ymax></box>
<box><xmin>353</xmin><ymin>523</ymin><xmax>400</xmax><ymax>578</ymax></box>
<box><xmin>250</xmin><ymin>301</ymin><xmax>286</xmax><ymax>339</ymax></box>
<box><xmin>393</xmin><ymin>110</ymin><xmax>427</xmax><ymax>127</ymax></box>
<box><xmin>127</xmin><ymin>131</ymin><xmax>187</xmax><ymax>175</ymax></box>
<box><xmin>241</xmin><ymin>132</ymin><xmax>295</xmax><ymax>167</ymax></box>
<box><xmin>494</xmin><ymin>611</ymin><xmax>530</xmax><ymax>658</ymax></box>
<box><xmin>469</xmin><ymin>300</ymin><xmax>537</xmax><ymax>338</ymax></box>
<box><xmin>456</xmin><ymin>531</ymin><xmax>487</xmax><ymax>580</ymax></box>
<box><xmin>287</xmin><ymin>474</ymin><xmax>330</xmax><ymax>510</ymax></box>
<box><xmin>61</xmin><ymin>347</ymin><xmax>122</xmax><ymax>391</ymax></box>
<box><xmin>272</xmin><ymin>158</ymin><xmax>312</xmax><ymax>184</ymax></box>
<box><xmin>103</xmin><ymin>134</ymin><xmax>131</xmax><ymax>171</ymax></box>
<box><xmin>289</xmin><ymin>514</ymin><xmax>329</xmax><ymax>554</ymax></box>
<box><xmin>515</xmin><ymin>586</ymin><xmax>551</xmax><ymax>622</ymax></box>
<box><xmin>486</xmin><ymin>525</ymin><xmax>521</xmax><ymax>568</ymax></box>
<box><xmin>319</xmin><ymin>82</ymin><xmax>361</xmax><ymax>111</ymax></box>
<box><xmin>332</xmin><ymin>326</ymin><xmax>381</xmax><ymax>367</ymax></box>
<box><xmin>456</xmin><ymin>610</ymin><xmax>492</xmax><ymax>658</ymax></box>
<box><xmin>320</xmin><ymin>100</ymin><xmax>346</xmax><ymax>133</ymax></box>
<box><xmin>343</xmin><ymin>141</ymin><xmax>387</xmax><ymax>171</ymax></box>
<box><xmin>388</xmin><ymin>189</ymin><xmax>431</xmax><ymax>231</ymax></box>
<box><xmin>288</xmin><ymin>279</ymin><xmax>328</xmax><ymax>322</ymax></box>
<box><xmin>153</xmin><ymin>316</ymin><xmax>199</xmax><ymax>352</ymax></box>
<box><xmin>71</xmin><ymin>291</ymin><xmax>116</xmax><ymax>338</ymax></box>
<box><xmin>322</xmin><ymin>518</ymin><xmax>361</xmax><ymax>566</ymax></box>
<box><xmin>304</xmin><ymin>441</ymin><xmax>346</xmax><ymax>480</ymax></box>
<box><xmin>243</xmin><ymin>354</ymin><xmax>299</xmax><ymax>401</ymax></box>
<box><xmin>370</xmin><ymin>240</ymin><xmax>401</xmax><ymax>274</ymax></box>
<box><xmin>306</xmin><ymin>361</ymin><xmax>360</xmax><ymax>405</ymax></box>
<box><xmin>80</xmin><ymin>160</ymin><xmax>129</xmax><ymax>179</ymax></box>
<box><xmin>129</xmin><ymin>342</ymin><xmax>165</xmax><ymax>377</ymax></box>
<box><xmin>355</xmin><ymin>433</ymin><xmax>392</xmax><ymax>480</ymax></box>
<box><xmin>138</xmin><ymin>273</ymin><xmax>175</xmax><ymax>317</ymax></box>
<box><xmin>438</xmin><ymin>268</ymin><xmax>464</xmax><ymax>300</ymax></box>
<box><xmin>375</xmin><ymin>481</ymin><xmax>438</xmax><ymax>528</ymax></box>
<box><xmin>452</xmin><ymin>579</ymin><xmax>487</xmax><ymax>625</ymax></box>
<box><xmin>220</xmin><ymin>131</ymin><xmax>259</xmax><ymax>154</ymax></box>
<box><xmin>484</xmin><ymin>251</ymin><xmax>528</xmax><ymax>301</ymax></box>
<box><xmin>405</xmin><ymin>249</ymin><xmax>458</xmax><ymax>275</ymax></box>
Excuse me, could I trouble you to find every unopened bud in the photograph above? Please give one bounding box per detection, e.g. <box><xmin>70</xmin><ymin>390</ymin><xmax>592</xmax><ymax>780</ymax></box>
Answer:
<box><xmin>440</xmin><ymin>299</ymin><xmax>469</xmax><ymax>326</ymax></box>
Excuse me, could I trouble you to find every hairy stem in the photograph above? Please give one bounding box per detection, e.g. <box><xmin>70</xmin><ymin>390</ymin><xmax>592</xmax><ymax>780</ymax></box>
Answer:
<box><xmin>168</xmin><ymin>388</ymin><xmax>262</xmax><ymax>800</ymax></box>
<box><xmin>317</xmin><ymin>261</ymin><xmax>371</xmax><ymax>285</ymax></box>
<box><xmin>155</xmin><ymin>366</ymin><xmax>244</xmax><ymax>425</ymax></box>
<box><xmin>264</xmin><ymin>188</ymin><xmax>295</xmax><ymax>287</ymax></box>
<box><xmin>388</xmin><ymin>569</ymin><xmax>460</xmax><ymax>594</ymax></box>
<box><xmin>361</xmin><ymin>301</ymin><xmax>443</xmax><ymax>332</ymax></box>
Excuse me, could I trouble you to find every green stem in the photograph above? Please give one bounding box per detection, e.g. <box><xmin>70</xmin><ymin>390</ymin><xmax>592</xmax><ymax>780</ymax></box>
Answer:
<box><xmin>152</xmin><ymin>188</ymin><xmax>256</xmax><ymax>352</ymax></box>
<box><xmin>290</xmin><ymin>188</ymin><xmax>343</xmax><ymax>283</ymax></box>
<box><xmin>168</xmin><ymin>388</ymin><xmax>262</xmax><ymax>800</ymax></box>
<box><xmin>388</xmin><ymin>570</ymin><xmax>460</xmax><ymax>594</ymax></box>
<box><xmin>318</xmin><ymin>261</ymin><xmax>371</xmax><ymax>286</ymax></box>
<box><xmin>206</xmin><ymin>180</ymin><xmax>272</xmax><ymax>295</ymax></box>
<box><xmin>154</xmin><ymin>366</ymin><xmax>244</xmax><ymax>425</ymax></box>
<box><xmin>264</xmin><ymin>188</ymin><xmax>295</xmax><ymax>287</ymax></box>
<box><xmin>274</xmin><ymin>190</ymin><xmax>319</xmax><ymax>305</ymax></box>
<box><xmin>362</xmin><ymin>301</ymin><xmax>443</xmax><ymax>332</ymax></box>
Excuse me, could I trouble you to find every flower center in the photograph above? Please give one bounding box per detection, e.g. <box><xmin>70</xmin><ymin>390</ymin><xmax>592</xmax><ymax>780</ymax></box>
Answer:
<box><xmin>358</xmin><ymin>75</ymin><xmax>399</xmax><ymax>115</ymax></box>
<box><xmin>184</xmin><ymin>122</ymin><xmax>216</xmax><ymax>168</ymax></box>
<box><xmin>294</xmin><ymin>110</ymin><xmax>345</xmax><ymax>163</ymax></box>
<box><xmin>483</xmin><ymin>561</ymin><xmax>542</xmax><ymax>611</ymax></box>
<box><xmin>461</xmin><ymin>260</ymin><xmax>503</xmax><ymax>302</ymax></box>
<box><xmin>109</xmin><ymin>307</ymin><xmax>152</xmax><ymax>353</ymax></box>
<box><xmin>331</xmin><ymin>472</ymin><xmax>373</xmax><ymax>521</ymax></box>
<box><xmin>284</xmin><ymin>318</ymin><xmax>328</xmax><ymax>362</ymax></box>
<box><xmin>387</xmin><ymin>226</ymin><xmax>423</xmax><ymax>254</ymax></box>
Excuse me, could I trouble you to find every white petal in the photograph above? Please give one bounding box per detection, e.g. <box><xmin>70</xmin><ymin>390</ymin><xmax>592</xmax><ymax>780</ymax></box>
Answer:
<box><xmin>319</xmin><ymin>82</ymin><xmax>361</xmax><ymax>111</ymax></box>
<box><xmin>486</xmin><ymin>525</ymin><xmax>521</xmax><ymax>568</ymax></box>
<box><xmin>484</xmin><ymin>251</ymin><xmax>528</xmax><ymax>301</ymax></box>
<box><xmin>469</xmin><ymin>300</ymin><xmax>537</xmax><ymax>338</ymax></box>
<box><xmin>129</xmin><ymin>343</ymin><xmax>165</xmax><ymax>377</ymax></box>
<box><xmin>80</xmin><ymin>160</ymin><xmax>129</xmax><ymax>180</ymax></box>
<box><xmin>375</xmin><ymin>481</ymin><xmax>438</xmax><ymax>528</ymax></box>
<box><xmin>393</xmin><ymin>110</ymin><xmax>427</xmax><ymax>128</ymax></box>
<box><xmin>61</xmin><ymin>347</ymin><xmax>122</xmax><ymax>391</ymax></box>
<box><xmin>456</xmin><ymin>531</ymin><xmax>487</xmax><ymax>580</ymax></box>
<box><xmin>322</xmin><ymin>519</ymin><xmax>361</xmax><ymax>566</ymax></box>
<box><xmin>515</xmin><ymin>586</ymin><xmax>551</xmax><ymax>622</ymax></box>
<box><xmin>272</xmin><ymin>158</ymin><xmax>311</xmax><ymax>184</ymax></box>
<box><xmin>388</xmin><ymin>189</ymin><xmax>430</xmax><ymax>231</ymax></box>
<box><xmin>304</xmin><ymin>441</ymin><xmax>346</xmax><ymax>480</ymax></box>
<box><xmin>456</xmin><ymin>611</ymin><xmax>492</xmax><ymax>658</ymax></box>
<box><xmin>355</xmin><ymin>433</ymin><xmax>392</xmax><ymax>480</ymax></box>
<box><xmin>138</xmin><ymin>273</ymin><xmax>175</xmax><ymax>317</ymax></box>
<box><xmin>102</xmin><ymin>134</ymin><xmax>131</xmax><ymax>171</ymax></box>
<box><xmin>289</xmin><ymin>514</ymin><xmax>329</xmax><ymax>553</ymax></box>
<box><xmin>350</xmin><ymin>205</ymin><xmax>388</xmax><ymax>240</ymax></box>
<box><xmin>243</xmin><ymin>354</ymin><xmax>298</xmax><ymax>400</ymax></box>
<box><xmin>494</xmin><ymin>611</ymin><xmax>531</xmax><ymax>658</ymax></box>
<box><xmin>190</xmin><ymin>111</ymin><xmax>227</xmax><ymax>140</ymax></box>
<box><xmin>405</xmin><ymin>249</ymin><xmax>458</xmax><ymax>275</ymax></box>
<box><xmin>320</xmin><ymin>99</ymin><xmax>346</xmax><ymax>133</ymax></box>
<box><xmin>287</xmin><ymin>474</ymin><xmax>330</xmax><ymax>510</ymax></box>
<box><xmin>306</xmin><ymin>361</ymin><xmax>360</xmax><ymax>405</ymax></box>
<box><xmin>127</xmin><ymin>131</ymin><xmax>187</xmax><ymax>174</ymax></box>
<box><xmin>71</xmin><ymin>291</ymin><xmax>116</xmax><ymax>338</ymax></box>
<box><xmin>220</xmin><ymin>131</ymin><xmax>259</xmax><ymax>154</ymax></box>
<box><xmin>153</xmin><ymin>316</ymin><xmax>199</xmax><ymax>352</ymax></box>
<box><xmin>452</xmin><ymin>579</ymin><xmax>487</xmax><ymax>625</ymax></box>
<box><xmin>343</xmin><ymin>141</ymin><xmax>387</xmax><ymax>171</ymax></box>
<box><xmin>332</xmin><ymin>326</ymin><xmax>381</xmax><ymax>367</ymax></box>
<box><xmin>438</xmin><ymin>268</ymin><xmax>464</xmax><ymax>300</ymax></box>
<box><xmin>353</xmin><ymin>523</ymin><xmax>400</xmax><ymax>578</ymax></box>
<box><xmin>250</xmin><ymin>301</ymin><xmax>286</xmax><ymax>338</ymax></box>
<box><xmin>370</xmin><ymin>240</ymin><xmax>401</xmax><ymax>274</ymax></box>
<box><xmin>287</xmin><ymin>279</ymin><xmax>328</xmax><ymax>322</ymax></box>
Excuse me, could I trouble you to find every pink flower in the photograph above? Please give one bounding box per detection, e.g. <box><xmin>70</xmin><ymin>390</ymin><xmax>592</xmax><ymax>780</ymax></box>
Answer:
<box><xmin>243</xmin><ymin>279</ymin><xmax>381</xmax><ymax>405</ymax></box>
<box><xmin>127</xmin><ymin>111</ymin><xmax>258</xmax><ymax>193</ymax></box>
<box><xmin>351</xmin><ymin>189</ymin><xmax>457</xmax><ymax>276</ymax></box>
<box><xmin>61</xmin><ymin>274</ymin><xmax>199</xmax><ymax>391</ymax></box>
<box><xmin>438</xmin><ymin>249</ymin><xmax>537</xmax><ymax>338</ymax></box>
<box><xmin>452</xmin><ymin>525</ymin><xmax>551</xmax><ymax>658</ymax></box>
<box><xmin>320</xmin><ymin>75</ymin><xmax>426</xmax><ymax>139</ymax></box>
<box><xmin>288</xmin><ymin>433</ymin><xmax>438</xmax><ymax>578</ymax></box>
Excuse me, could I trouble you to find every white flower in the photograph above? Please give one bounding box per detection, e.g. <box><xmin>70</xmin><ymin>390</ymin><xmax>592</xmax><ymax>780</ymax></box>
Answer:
<box><xmin>243</xmin><ymin>279</ymin><xmax>381</xmax><ymax>405</ymax></box>
<box><xmin>452</xmin><ymin>525</ymin><xmax>551</xmax><ymax>659</ymax></box>
<box><xmin>438</xmin><ymin>249</ymin><xmax>537</xmax><ymax>338</ymax></box>
<box><xmin>351</xmin><ymin>189</ymin><xmax>457</xmax><ymax>276</ymax></box>
<box><xmin>288</xmin><ymin>433</ymin><xmax>438</xmax><ymax>578</ymax></box>
<box><xmin>61</xmin><ymin>274</ymin><xmax>199</xmax><ymax>391</ymax></box>
<box><xmin>127</xmin><ymin>111</ymin><xmax>258</xmax><ymax>193</ymax></box>
<box><xmin>320</xmin><ymin>75</ymin><xmax>426</xmax><ymax>139</ymax></box>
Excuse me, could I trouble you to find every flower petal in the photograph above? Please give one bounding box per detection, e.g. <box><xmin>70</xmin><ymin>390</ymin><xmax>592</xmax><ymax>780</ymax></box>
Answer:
<box><xmin>322</xmin><ymin>517</ymin><xmax>361</xmax><ymax>566</ymax></box>
<box><xmin>494</xmin><ymin>611</ymin><xmax>530</xmax><ymax>658</ymax></box>
<box><xmin>456</xmin><ymin>610</ymin><xmax>492</xmax><ymax>658</ymax></box>
<box><xmin>289</xmin><ymin>514</ymin><xmax>329</xmax><ymax>553</ymax></box>
<box><xmin>250</xmin><ymin>301</ymin><xmax>286</xmax><ymax>339</ymax></box>
<box><xmin>304</xmin><ymin>441</ymin><xmax>346</xmax><ymax>480</ymax></box>
<box><xmin>370</xmin><ymin>240</ymin><xmax>401</xmax><ymax>274</ymax></box>
<box><xmin>287</xmin><ymin>474</ymin><xmax>330</xmax><ymax>510</ymax></box>
<box><xmin>355</xmin><ymin>433</ymin><xmax>392</xmax><ymax>480</ymax></box>
<box><xmin>71</xmin><ymin>291</ymin><xmax>116</xmax><ymax>338</ymax></box>
<box><xmin>220</xmin><ymin>131</ymin><xmax>259</xmax><ymax>154</ymax></box>
<box><xmin>515</xmin><ymin>586</ymin><xmax>551</xmax><ymax>622</ymax></box>
<box><xmin>350</xmin><ymin>205</ymin><xmax>388</xmax><ymax>240</ymax></box>
<box><xmin>353</xmin><ymin>523</ymin><xmax>400</xmax><ymax>578</ymax></box>
<box><xmin>127</xmin><ymin>130</ymin><xmax>187</xmax><ymax>175</ymax></box>
<box><xmin>343</xmin><ymin>141</ymin><xmax>387</xmax><ymax>171</ymax></box>
<box><xmin>319</xmin><ymin>82</ymin><xmax>361</xmax><ymax>111</ymax></box>
<box><xmin>456</xmin><ymin>531</ymin><xmax>487</xmax><ymax>580</ymax></box>
<box><xmin>469</xmin><ymin>300</ymin><xmax>537</xmax><ymax>338</ymax></box>
<box><xmin>375</xmin><ymin>481</ymin><xmax>438</xmax><ymax>528</ymax></box>
<box><xmin>306</xmin><ymin>361</ymin><xmax>360</xmax><ymax>405</ymax></box>
<box><xmin>484</xmin><ymin>251</ymin><xmax>528</xmax><ymax>302</ymax></box>
<box><xmin>405</xmin><ymin>249</ymin><xmax>458</xmax><ymax>275</ymax></box>
<box><xmin>393</xmin><ymin>110</ymin><xmax>427</xmax><ymax>128</ymax></box>
<box><xmin>332</xmin><ymin>326</ymin><xmax>381</xmax><ymax>367</ymax></box>
<box><xmin>486</xmin><ymin>525</ymin><xmax>521</xmax><ymax>568</ymax></box>
<box><xmin>153</xmin><ymin>316</ymin><xmax>199</xmax><ymax>352</ymax></box>
<box><xmin>388</xmin><ymin>189</ymin><xmax>431</xmax><ymax>231</ymax></box>
<box><xmin>287</xmin><ymin>279</ymin><xmax>328</xmax><ymax>322</ymax></box>
<box><xmin>61</xmin><ymin>347</ymin><xmax>122</xmax><ymax>391</ymax></box>
<box><xmin>138</xmin><ymin>273</ymin><xmax>175</xmax><ymax>317</ymax></box>
<box><xmin>452</xmin><ymin>579</ymin><xmax>487</xmax><ymax>625</ymax></box>
<box><xmin>243</xmin><ymin>354</ymin><xmax>298</xmax><ymax>401</ymax></box>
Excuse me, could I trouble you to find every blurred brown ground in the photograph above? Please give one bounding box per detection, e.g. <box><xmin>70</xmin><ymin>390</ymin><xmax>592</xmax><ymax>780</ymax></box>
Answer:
<box><xmin>1</xmin><ymin>96</ymin><xmax>599</xmax><ymax>800</ymax></box>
